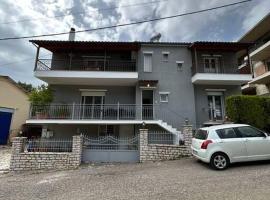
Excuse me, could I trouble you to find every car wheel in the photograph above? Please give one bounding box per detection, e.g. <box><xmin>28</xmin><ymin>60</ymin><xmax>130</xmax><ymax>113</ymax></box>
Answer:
<box><xmin>210</xmin><ymin>153</ymin><xmax>229</xmax><ymax>170</ymax></box>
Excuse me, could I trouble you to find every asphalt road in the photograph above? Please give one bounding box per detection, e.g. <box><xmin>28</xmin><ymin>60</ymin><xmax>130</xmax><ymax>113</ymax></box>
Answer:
<box><xmin>1</xmin><ymin>158</ymin><xmax>270</xmax><ymax>200</ymax></box>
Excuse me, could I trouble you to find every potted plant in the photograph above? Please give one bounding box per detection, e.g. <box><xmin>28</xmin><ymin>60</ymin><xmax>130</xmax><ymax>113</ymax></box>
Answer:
<box><xmin>29</xmin><ymin>85</ymin><xmax>53</xmax><ymax>119</ymax></box>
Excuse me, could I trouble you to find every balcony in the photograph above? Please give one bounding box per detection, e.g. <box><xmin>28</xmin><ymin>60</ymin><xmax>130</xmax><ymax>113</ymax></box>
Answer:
<box><xmin>34</xmin><ymin>59</ymin><xmax>138</xmax><ymax>86</ymax></box>
<box><xmin>191</xmin><ymin>65</ymin><xmax>252</xmax><ymax>85</ymax></box>
<box><xmin>250</xmin><ymin>40</ymin><xmax>270</xmax><ymax>61</ymax></box>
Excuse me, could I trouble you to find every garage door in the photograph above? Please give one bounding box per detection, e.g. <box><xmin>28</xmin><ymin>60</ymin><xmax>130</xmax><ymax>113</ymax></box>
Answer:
<box><xmin>82</xmin><ymin>135</ymin><xmax>139</xmax><ymax>163</ymax></box>
<box><xmin>0</xmin><ymin>111</ymin><xmax>13</xmax><ymax>145</ymax></box>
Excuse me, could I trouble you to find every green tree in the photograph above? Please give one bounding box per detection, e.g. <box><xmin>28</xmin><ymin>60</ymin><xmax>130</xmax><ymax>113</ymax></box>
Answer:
<box><xmin>17</xmin><ymin>81</ymin><xmax>34</xmax><ymax>93</ymax></box>
<box><xmin>29</xmin><ymin>85</ymin><xmax>53</xmax><ymax>105</ymax></box>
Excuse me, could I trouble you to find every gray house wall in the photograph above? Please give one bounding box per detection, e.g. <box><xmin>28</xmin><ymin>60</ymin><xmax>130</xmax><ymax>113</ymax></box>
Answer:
<box><xmin>51</xmin><ymin>85</ymin><xmax>135</xmax><ymax>104</ymax></box>
<box><xmin>136</xmin><ymin>44</ymin><xmax>197</xmax><ymax>127</ymax></box>
<box><xmin>194</xmin><ymin>85</ymin><xmax>241</xmax><ymax>127</ymax></box>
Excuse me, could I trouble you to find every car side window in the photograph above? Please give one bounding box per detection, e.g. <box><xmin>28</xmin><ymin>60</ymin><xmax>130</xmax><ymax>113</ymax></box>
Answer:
<box><xmin>235</xmin><ymin>126</ymin><xmax>265</xmax><ymax>138</ymax></box>
<box><xmin>216</xmin><ymin>128</ymin><xmax>239</xmax><ymax>139</ymax></box>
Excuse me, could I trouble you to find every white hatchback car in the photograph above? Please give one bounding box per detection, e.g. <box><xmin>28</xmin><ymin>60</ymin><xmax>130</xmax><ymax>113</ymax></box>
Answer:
<box><xmin>191</xmin><ymin>124</ymin><xmax>270</xmax><ymax>170</ymax></box>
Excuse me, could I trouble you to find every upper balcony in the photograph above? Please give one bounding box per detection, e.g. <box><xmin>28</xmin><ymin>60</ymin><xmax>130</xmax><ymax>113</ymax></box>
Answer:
<box><xmin>35</xmin><ymin>58</ymin><xmax>138</xmax><ymax>86</ymax></box>
<box><xmin>31</xmin><ymin>40</ymin><xmax>140</xmax><ymax>86</ymax></box>
<box><xmin>190</xmin><ymin>42</ymin><xmax>252</xmax><ymax>85</ymax></box>
<box><xmin>250</xmin><ymin>40</ymin><xmax>270</xmax><ymax>61</ymax></box>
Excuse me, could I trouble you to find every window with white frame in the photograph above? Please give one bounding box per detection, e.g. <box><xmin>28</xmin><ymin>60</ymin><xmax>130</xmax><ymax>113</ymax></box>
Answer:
<box><xmin>162</xmin><ymin>52</ymin><xmax>169</xmax><ymax>62</ymax></box>
<box><xmin>159</xmin><ymin>92</ymin><xmax>170</xmax><ymax>103</ymax></box>
<box><xmin>176</xmin><ymin>61</ymin><xmax>184</xmax><ymax>71</ymax></box>
<box><xmin>143</xmin><ymin>52</ymin><xmax>153</xmax><ymax>72</ymax></box>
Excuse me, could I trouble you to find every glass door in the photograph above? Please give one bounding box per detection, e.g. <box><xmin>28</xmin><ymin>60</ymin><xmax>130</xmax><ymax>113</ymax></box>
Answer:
<box><xmin>81</xmin><ymin>96</ymin><xmax>104</xmax><ymax>119</ymax></box>
<box><xmin>208</xmin><ymin>95</ymin><xmax>223</xmax><ymax>121</ymax></box>
<box><xmin>204</xmin><ymin>57</ymin><xmax>220</xmax><ymax>73</ymax></box>
<box><xmin>142</xmin><ymin>90</ymin><xmax>154</xmax><ymax>120</ymax></box>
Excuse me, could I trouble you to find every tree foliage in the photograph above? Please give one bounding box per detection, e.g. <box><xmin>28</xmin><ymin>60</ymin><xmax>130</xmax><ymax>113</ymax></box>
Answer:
<box><xmin>29</xmin><ymin>85</ymin><xmax>53</xmax><ymax>105</ymax></box>
<box><xmin>226</xmin><ymin>95</ymin><xmax>270</xmax><ymax>131</ymax></box>
<box><xmin>17</xmin><ymin>81</ymin><xmax>34</xmax><ymax>93</ymax></box>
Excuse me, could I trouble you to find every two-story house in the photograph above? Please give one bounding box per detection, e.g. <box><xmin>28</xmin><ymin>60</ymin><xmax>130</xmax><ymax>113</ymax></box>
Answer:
<box><xmin>26</xmin><ymin>29</ymin><xmax>252</xmax><ymax>148</ymax></box>
<box><xmin>239</xmin><ymin>13</ymin><xmax>270</xmax><ymax>96</ymax></box>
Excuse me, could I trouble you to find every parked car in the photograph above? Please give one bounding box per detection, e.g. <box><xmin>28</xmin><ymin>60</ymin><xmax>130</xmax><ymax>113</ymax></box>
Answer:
<box><xmin>191</xmin><ymin>124</ymin><xmax>270</xmax><ymax>170</ymax></box>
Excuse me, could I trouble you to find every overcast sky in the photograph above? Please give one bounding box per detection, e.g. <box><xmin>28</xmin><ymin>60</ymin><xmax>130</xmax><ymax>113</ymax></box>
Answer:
<box><xmin>0</xmin><ymin>0</ymin><xmax>269</xmax><ymax>86</ymax></box>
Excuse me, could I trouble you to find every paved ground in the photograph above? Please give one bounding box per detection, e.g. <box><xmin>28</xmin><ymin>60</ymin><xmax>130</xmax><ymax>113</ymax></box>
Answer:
<box><xmin>0</xmin><ymin>146</ymin><xmax>11</xmax><ymax>172</ymax></box>
<box><xmin>1</xmin><ymin>158</ymin><xmax>270</xmax><ymax>200</ymax></box>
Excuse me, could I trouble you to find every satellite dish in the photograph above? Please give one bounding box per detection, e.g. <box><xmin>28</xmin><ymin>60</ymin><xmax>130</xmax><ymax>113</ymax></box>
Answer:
<box><xmin>150</xmin><ymin>33</ymin><xmax>161</xmax><ymax>42</ymax></box>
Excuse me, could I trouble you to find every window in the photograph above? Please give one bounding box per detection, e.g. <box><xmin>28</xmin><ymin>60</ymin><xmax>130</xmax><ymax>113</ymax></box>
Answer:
<box><xmin>194</xmin><ymin>129</ymin><xmax>208</xmax><ymax>140</ymax></box>
<box><xmin>159</xmin><ymin>92</ymin><xmax>169</xmax><ymax>103</ymax></box>
<box><xmin>162</xmin><ymin>52</ymin><xmax>169</xmax><ymax>62</ymax></box>
<box><xmin>143</xmin><ymin>52</ymin><xmax>153</xmax><ymax>72</ymax></box>
<box><xmin>216</xmin><ymin>128</ymin><xmax>239</xmax><ymax>139</ymax></box>
<box><xmin>176</xmin><ymin>61</ymin><xmax>184</xmax><ymax>71</ymax></box>
<box><xmin>235</xmin><ymin>126</ymin><xmax>266</xmax><ymax>138</ymax></box>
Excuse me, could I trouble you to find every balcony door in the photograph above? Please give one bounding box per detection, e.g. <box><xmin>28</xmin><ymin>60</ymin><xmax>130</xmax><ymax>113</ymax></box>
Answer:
<box><xmin>81</xmin><ymin>92</ymin><xmax>105</xmax><ymax>119</ymax></box>
<box><xmin>207</xmin><ymin>92</ymin><xmax>224</xmax><ymax>121</ymax></box>
<box><xmin>142</xmin><ymin>90</ymin><xmax>154</xmax><ymax>120</ymax></box>
<box><xmin>204</xmin><ymin>57</ymin><xmax>220</xmax><ymax>73</ymax></box>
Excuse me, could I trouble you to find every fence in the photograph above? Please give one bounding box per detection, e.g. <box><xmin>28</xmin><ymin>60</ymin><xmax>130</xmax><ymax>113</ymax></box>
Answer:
<box><xmin>148</xmin><ymin>131</ymin><xmax>176</xmax><ymax>145</ymax></box>
<box><xmin>83</xmin><ymin>135</ymin><xmax>138</xmax><ymax>150</ymax></box>
<box><xmin>25</xmin><ymin>138</ymin><xmax>73</xmax><ymax>152</ymax></box>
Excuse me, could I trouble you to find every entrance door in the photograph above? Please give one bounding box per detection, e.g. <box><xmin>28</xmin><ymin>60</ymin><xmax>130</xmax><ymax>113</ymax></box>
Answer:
<box><xmin>0</xmin><ymin>111</ymin><xmax>13</xmax><ymax>145</ymax></box>
<box><xmin>142</xmin><ymin>90</ymin><xmax>154</xmax><ymax>120</ymax></box>
<box><xmin>81</xmin><ymin>96</ymin><xmax>104</xmax><ymax>119</ymax></box>
<box><xmin>208</xmin><ymin>94</ymin><xmax>223</xmax><ymax>121</ymax></box>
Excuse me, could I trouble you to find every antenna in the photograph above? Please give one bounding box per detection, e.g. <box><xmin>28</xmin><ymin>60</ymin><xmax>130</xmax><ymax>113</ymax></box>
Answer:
<box><xmin>150</xmin><ymin>33</ymin><xmax>161</xmax><ymax>42</ymax></box>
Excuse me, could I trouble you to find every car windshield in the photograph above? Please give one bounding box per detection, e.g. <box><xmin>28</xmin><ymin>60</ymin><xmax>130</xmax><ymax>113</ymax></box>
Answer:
<box><xmin>194</xmin><ymin>129</ymin><xmax>208</xmax><ymax>140</ymax></box>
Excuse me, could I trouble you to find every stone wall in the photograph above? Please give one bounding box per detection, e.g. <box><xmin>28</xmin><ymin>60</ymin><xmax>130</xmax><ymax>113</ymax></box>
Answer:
<box><xmin>139</xmin><ymin>125</ymin><xmax>193</xmax><ymax>162</ymax></box>
<box><xmin>9</xmin><ymin>135</ymin><xmax>83</xmax><ymax>171</ymax></box>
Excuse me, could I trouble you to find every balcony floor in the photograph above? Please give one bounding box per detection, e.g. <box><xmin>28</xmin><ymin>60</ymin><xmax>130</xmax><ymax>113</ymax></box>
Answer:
<box><xmin>192</xmin><ymin>73</ymin><xmax>252</xmax><ymax>85</ymax></box>
<box><xmin>35</xmin><ymin>70</ymin><xmax>138</xmax><ymax>86</ymax></box>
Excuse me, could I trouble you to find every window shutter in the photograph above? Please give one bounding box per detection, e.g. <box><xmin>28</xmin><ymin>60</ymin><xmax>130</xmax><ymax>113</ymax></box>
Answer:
<box><xmin>144</xmin><ymin>54</ymin><xmax>152</xmax><ymax>72</ymax></box>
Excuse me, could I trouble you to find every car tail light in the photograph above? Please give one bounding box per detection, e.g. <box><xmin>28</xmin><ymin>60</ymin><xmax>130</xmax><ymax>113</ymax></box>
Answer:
<box><xmin>201</xmin><ymin>140</ymin><xmax>213</xmax><ymax>149</ymax></box>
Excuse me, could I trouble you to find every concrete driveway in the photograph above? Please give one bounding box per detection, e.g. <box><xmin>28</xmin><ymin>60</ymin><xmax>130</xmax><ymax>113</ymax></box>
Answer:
<box><xmin>1</xmin><ymin>158</ymin><xmax>270</xmax><ymax>200</ymax></box>
<box><xmin>0</xmin><ymin>146</ymin><xmax>11</xmax><ymax>173</ymax></box>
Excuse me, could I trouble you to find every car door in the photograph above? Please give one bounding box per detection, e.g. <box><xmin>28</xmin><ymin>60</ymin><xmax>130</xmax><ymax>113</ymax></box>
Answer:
<box><xmin>215</xmin><ymin>128</ymin><xmax>248</xmax><ymax>162</ymax></box>
<box><xmin>235</xmin><ymin>126</ymin><xmax>270</xmax><ymax>161</ymax></box>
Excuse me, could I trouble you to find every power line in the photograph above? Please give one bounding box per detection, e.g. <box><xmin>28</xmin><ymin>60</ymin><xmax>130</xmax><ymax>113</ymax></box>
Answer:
<box><xmin>0</xmin><ymin>0</ymin><xmax>169</xmax><ymax>25</ymax></box>
<box><xmin>0</xmin><ymin>0</ymin><xmax>252</xmax><ymax>41</ymax></box>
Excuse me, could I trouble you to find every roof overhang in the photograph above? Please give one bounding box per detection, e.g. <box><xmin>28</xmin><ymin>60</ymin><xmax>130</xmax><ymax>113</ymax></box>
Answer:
<box><xmin>239</xmin><ymin>13</ymin><xmax>270</xmax><ymax>42</ymax></box>
<box><xmin>30</xmin><ymin>40</ymin><xmax>141</xmax><ymax>52</ymax></box>
<box><xmin>189</xmin><ymin>42</ymin><xmax>252</xmax><ymax>51</ymax></box>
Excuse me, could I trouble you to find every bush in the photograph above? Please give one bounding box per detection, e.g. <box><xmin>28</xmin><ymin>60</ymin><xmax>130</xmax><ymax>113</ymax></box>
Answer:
<box><xmin>226</xmin><ymin>95</ymin><xmax>270</xmax><ymax>131</ymax></box>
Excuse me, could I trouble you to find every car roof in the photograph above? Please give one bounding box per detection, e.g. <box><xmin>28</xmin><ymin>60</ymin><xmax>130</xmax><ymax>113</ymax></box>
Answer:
<box><xmin>199</xmin><ymin>124</ymin><xmax>250</xmax><ymax>131</ymax></box>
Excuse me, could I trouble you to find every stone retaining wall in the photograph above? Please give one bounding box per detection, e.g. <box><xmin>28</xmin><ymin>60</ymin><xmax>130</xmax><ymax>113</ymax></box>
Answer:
<box><xmin>9</xmin><ymin>135</ymin><xmax>83</xmax><ymax>171</ymax></box>
<box><xmin>139</xmin><ymin>125</ymin><xmax>192</xmax><ymax>162</ymax></box>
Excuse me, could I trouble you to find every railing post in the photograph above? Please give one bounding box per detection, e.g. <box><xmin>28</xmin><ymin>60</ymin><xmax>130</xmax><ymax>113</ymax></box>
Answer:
<box><xmin>34</xmin><ymin>46</ymin><xmax>40</xmax><ymax>71</ymax></box>
<box><xmin>72</xmin><ymin>103</ymin><xmax>75</xmax><ymax>120</ymax></box>
<box><xmin>117</xmin><ymin>102</ymin><xmax>120</xmax><ymax>120</ymax></box>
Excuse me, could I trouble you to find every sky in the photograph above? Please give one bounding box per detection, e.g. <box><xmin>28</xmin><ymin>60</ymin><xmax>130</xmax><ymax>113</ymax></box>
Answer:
<box><xmin>0</xmin><ymin>0</ymin><xmax>269</xmax><ymax>86</ymax></box>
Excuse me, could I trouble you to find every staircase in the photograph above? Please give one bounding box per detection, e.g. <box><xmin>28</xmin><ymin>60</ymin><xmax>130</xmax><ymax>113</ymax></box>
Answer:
<box><xmin>156</xmin><ymin>120</ymin><xmax>182</xmax><ymax>144</ymax></box>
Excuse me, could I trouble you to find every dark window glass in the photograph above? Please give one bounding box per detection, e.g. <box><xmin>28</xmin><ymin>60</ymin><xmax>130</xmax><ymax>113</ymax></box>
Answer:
<box><xmin>216</xmin><ymin>128</ymin><xmax>239</xmax><ymax>139</ymax></box>
<box><xmin>194</xmin><ymin>129</ymin><xmax>208</xmax><ymax>140</ymax></box>
<box><xmin>236</xmin><ymin>126</ymin><xmax>265</xmax><ymax>138</ymax></box>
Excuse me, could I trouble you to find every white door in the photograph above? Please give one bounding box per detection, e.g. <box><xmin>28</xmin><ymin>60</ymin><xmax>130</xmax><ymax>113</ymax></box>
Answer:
<box><xmin>235</xmin><ymin>126</ymin><xmax>270</xmax><ymax>161</ymax></box>
<box><xmin>215</xmin><ymin>128</ymin><xmax>247</xmax><ymax>162</ymax></box>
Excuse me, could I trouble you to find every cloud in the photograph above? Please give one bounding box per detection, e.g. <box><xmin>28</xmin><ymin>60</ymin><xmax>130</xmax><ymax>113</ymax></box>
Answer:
<box><xmin>0</xmin><ymin>0</ymin><xmax>269</xmax><ymax>85</ymax></box>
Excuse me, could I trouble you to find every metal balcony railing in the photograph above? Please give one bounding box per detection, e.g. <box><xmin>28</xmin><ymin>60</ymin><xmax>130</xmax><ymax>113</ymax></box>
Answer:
<box><xmin>29</xmin><ymin>104</ymin><xmax>186</xmax><ymax>130</ymax></box>
<box><xmin>36</xmin><ymin>59</ymin><xmax>136</xmax><ymax>72</ymax></box>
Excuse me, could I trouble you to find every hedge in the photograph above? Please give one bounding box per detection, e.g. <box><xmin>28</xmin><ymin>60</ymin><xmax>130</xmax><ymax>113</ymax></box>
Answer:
<box><xmin>226</xmin><ymin>95</ymin><xmax>270</xmax><ymax>131</ymax></box>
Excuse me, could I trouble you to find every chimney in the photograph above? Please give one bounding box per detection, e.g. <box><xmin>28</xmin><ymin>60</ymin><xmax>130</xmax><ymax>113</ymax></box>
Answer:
<box><xmin>68</xmin><ymin>28</ymin><xmax>75</xmax><ymax>41</ymax></box>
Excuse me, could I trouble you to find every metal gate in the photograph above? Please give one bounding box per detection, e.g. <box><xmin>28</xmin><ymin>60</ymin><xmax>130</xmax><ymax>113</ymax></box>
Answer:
<box><xmin>82</xmin><ymin>135</ymin><xmax>139</xmax><ymax>163</ymax></box>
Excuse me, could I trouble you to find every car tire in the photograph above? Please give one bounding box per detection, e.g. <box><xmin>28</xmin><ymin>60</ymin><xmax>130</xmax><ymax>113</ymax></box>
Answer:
<box><xmin>210</xmin><ymin>152</ymin><xmax>230</xmax><ymax>170</ymax></box>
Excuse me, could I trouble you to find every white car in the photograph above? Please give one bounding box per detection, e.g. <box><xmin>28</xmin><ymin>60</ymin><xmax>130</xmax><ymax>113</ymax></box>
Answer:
<box><xmin>191</xmin><ymin>124</ymin><xmax>270</xmax><ymax>170</ymax></box>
